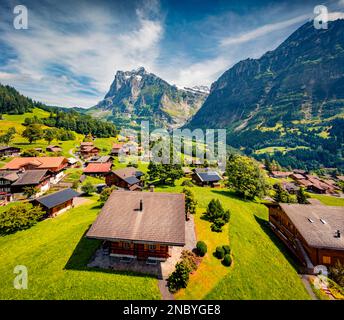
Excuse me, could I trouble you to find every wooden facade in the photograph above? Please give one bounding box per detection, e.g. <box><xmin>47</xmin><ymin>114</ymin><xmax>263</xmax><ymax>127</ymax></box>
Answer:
<box><xmin>268</xmin><ymin>204</ymin><xmax>344</xmax><ymax>271</ymax></box>
<box><xmin>108</xmin><ymin>241</ymin><xmax>170</xmax><ymax>260</ymax></box>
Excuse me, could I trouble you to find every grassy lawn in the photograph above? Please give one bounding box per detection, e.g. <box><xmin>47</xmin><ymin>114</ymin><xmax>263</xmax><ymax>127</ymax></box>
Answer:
<box><xmin>308</xmin><ymin>193</ymin><xmax>344</xmax><ymax>206</ymax></box>
<box><xmin>0</xmin><ymin>197</ymin><xmax>161</xmax><ymax>299</ymax></box>
<box><xmin>156</xmin><ymin>181</ymin><xmax>310</xmax><ymax>300</ymax></box>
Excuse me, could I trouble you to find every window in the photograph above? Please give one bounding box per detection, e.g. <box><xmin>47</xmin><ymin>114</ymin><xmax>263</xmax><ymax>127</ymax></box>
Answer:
<box><xmin>148</xmin><ymin>244</ymin><xmax>156</xmax><ymax>251</ymax></box>
<box><xmin>122</xmin><ymin>242</ymin><xmax>131</xmax><ymax>249</ymax></box>
<box><xmin>322</xmin><ymin>256</ymin><xmax>331</xmax><ymax>264</ymax></box>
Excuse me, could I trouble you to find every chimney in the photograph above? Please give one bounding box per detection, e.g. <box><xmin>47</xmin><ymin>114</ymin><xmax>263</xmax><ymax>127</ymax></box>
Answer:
<box><xmin>149</xmin><ymin>185</ymin><xmax>155</xmax><ymax>192</ymax></box>
<box><xmin>335</xmin><ymin>230</ymin><xmax>341</xmax><ymax>238</ymax></box>
<box><xmin>139</xmin><ymin>199</ymin><xmax>143</xmax><ymax>211</ymax></box>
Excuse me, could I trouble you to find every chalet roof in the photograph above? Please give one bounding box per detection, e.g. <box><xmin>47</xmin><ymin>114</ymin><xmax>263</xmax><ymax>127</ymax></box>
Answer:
<box><xmin>279</xmin><ymin>203</ymin><xmax>344</xmax><ymax>250</ymax></box>
<box><xmin>12</xmin><ymin>170</ymin><xmax>49</xmax><ymax>186</ymax></box>
<box><xmin>297</xmin><ymin>179</ymin><xmax>313</xmax><ymax>187</ymax></box>
<box><xmin>112</xmin><ymin>143</ymin><xmax>124</xmax><ymax>149</ymax></box>
<box><xmin>80</xmin><ymin>142</ymin><xmax>94</xmax><ymax>146</ymax></box>
<box><xmin>0</xmin><ymin>171</ymin><xmax>19</xmax><ymax>182</ymax></box>
<box><xmin>194</xmin><ymin>169</ymin><xmax>222</xmax><ymax>182</ymax></box>
<box><xmin>112</xmin><ymin>167</ymin><xmax>143</xmax><ymax>180</ymax></box>
<box><xmin>83</xmin><ymin>163</ymin><xmax>112</xmax><ymax>173</ymax></box>
<box><xmin>88</xmin><ymin>156</ymin><xmax>112</xmax><ymax>163</ymax></box>
<box><xmin>35</xmin><ymin>188</ymin><xmax>79</xmax><ymax>209</ymax></box>
<box><xmin>87</xmin><ymin>191</ymin><xmax>185</xmax><ymax>246</ymax></box>
<box><xmin>0</xmin><ymin>146</ymin><xmax>20</xmax><ymax>151</ymax></box>
<box><xmin>123</xmin><ymin>176</ymin><xmax>140</xmax><ymax>185</ymax></box>
<box><xmin>337</xmin><ymin>176</ymin><xmax>344</xmax><ymax>182</ymax></box>
<box><xmin>291</xmin><ymin>174</ymin><xmax>305</xmax><ymax>180</ymax></box>
<box><xmin>271</xmin><ymin>171</ymin><xmax>293</xmax><ymax>177</ymax></box>
<box><xmin>81</xmin><ymin>146</ymin><xmax>100</xmax><ymax>152</ymax></box>
<box><xmin>1</xmin><ymin>157</ymin><xmax>67</xmax><ymax>170</ymax></box>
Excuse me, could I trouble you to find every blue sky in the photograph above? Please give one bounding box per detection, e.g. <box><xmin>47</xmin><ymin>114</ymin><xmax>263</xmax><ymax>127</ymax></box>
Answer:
<box><xmin>0</xmin><ymin>0</ymin><xmax>343</xmax><ymax>107</ymax></box>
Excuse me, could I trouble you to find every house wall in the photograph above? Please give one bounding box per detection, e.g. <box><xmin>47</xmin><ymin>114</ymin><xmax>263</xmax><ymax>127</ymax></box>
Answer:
<box><xmin>268</xmin><ymin>205</ymin><xmax>344</xmax><ymax>267</ymax></box>
<box><xmin>109</xmin><ymin>241</ymin><xmax>170</xmax><ymax>260</ymax></box>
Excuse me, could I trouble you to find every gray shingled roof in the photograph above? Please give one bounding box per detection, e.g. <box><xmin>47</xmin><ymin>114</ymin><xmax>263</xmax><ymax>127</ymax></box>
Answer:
<box><xmin>87</xmin><ymin>191</ymin><xmax>185</xmax><ymax>246</ymax></box>
<box><xmin>123</xmin><ymin>176</ymin><xmax>140</xmax><ymax>185</ymax></box>
<box><xmin>279</xmin><ymin>203</ymin><xmax>344</xmax><ymax>250</ymax></box>
<box><xmin>35</xmin><ymin>188</ymin><xmax>79</xmax><ymax>209</ymax></box>
<box><xmin>12</xmin><ymin>170</ymin><xmax>49</xmax><ymax>186</ymax></box>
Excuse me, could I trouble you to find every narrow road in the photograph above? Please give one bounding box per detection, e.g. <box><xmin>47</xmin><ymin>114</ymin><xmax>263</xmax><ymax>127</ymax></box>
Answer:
<box><xmin>301</xmin><ymin>275</ymin><xmax>318</xmax><ymax>300</ymax></box>
<box><xmin>68</xmin><ymin>148</ymin><xmax>84</xmax><ymax>166</ymax></box>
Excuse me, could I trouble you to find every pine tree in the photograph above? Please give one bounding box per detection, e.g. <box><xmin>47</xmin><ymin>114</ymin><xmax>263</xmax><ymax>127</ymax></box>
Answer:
<box><xmin>296</xmin><ymin>187</ymin><xmax>308</xmax><ymax>204</ymax></box>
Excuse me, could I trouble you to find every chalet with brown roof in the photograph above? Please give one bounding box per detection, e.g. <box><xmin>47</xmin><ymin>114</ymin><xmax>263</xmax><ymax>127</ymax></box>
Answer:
<box><xmin>105</xmin><ymin>167</ymin><xmax>144</xmax><ymax>190</ymax></box>
<box><xmin>10</xmin><ymin>169</ymin><xmax>51</xmax><ymax>195</ymax></box>
<box><xmin>266</xmin><ymin>203</ymin><xmax>344</xmax><ymax>271</ymax></box>
<box><xmin>0</xmin><ymin>171</ymin><xmax>19</xmax><ymax>193</ymax></box>
<box><xmin>46</xmin><ymin>145</ymin><xmax>62</xmax><ymax>153</ymax></box>
<box><xmin>0</xmin><ymin>146</ymin><xmax>21</xmax><ymax>157</ymax></box>
<box><xmin>86</xmin><ymin>191</ymin><xmax>185</xmax><ymax>261</ymax></box>
<box><xmin>83</xmin><ymin>163</ymin><xmax>112</xmax><ymax>177</ymax></box>
<box><xmin>110</xmin><ymin>143</ymin><xmax>129</xmax><ymax>156</ymax></box>
<box><xmin>0</xmin><ymin>156</ymin><xmax>68</xmax><ymax>173</ymax></box>
<box><xmin>79</xmin><ymin>142</ymin><xmax>100</xmax><ymax>159</ymax></box>
<box><xmin>270</xmin><ymin>171</ymin><xmax>293</xmax><ymax>178</ymax></box>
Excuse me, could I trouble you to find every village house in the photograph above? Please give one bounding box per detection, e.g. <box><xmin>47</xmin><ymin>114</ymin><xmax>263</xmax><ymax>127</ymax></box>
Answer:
<box><xmin>87</xmin><ymin>155</ymin><xmax>114</xmax><ymax>164</ymax></box>
<box><xmin>105</xmin><ymin>167</ymin><xmax>144</xmax><ymax>191</ymax></box>
<box><xmin>86</xmin><ymin>191</ymin><xmax>185</xmax><ymax>261</ymax></box>
<box><xmin>46</xmin><ymin>145</ymin><xmax>62</xmax><ymax>153</ymax></box>
<box><xmin>266</xmin><ymin>203</ymin><xmax>344</xmax><ymax>271</ymax></box>
<box><xmin>10</xmin><ymin>169</ymin><xmax>51</xmax><ymax>195</ymax></box>
<box><xmin>192</xmin><ymin>168</ymin><xmax>222</xmax><ymax>187</ymax></box>
<box><xmin>1</xmin><ymin>157</ymin><xmax>68</xmax><ymax>184</ymax></box>
<box><xmin>110</xmin><ymin>143</ymin><xmax>129</xmax><ymax>156</ymax></box>
<box><xmin>83</xmin><ymin>163</ymin><xmax>112</xmax><ymax>177</ymax></box>
<box><xmin>67</xmin><ymin>157</ymin><xmax>78</xmax><ymax>168</ymax></box>
<box><xmin>0</xmin><ymin>171</ymin><xmax>19</xmax><ymax>193</ymax></box>
<box><xmin>282</xmin><ymin>182</ymin><xmax>300</xmax><ymax>194</ymax></box>
<box><xmin>79</xmin><ymin>142</ymin><xmax>100</xmax><ymax>159</ymax></box>
<box><xmin>0</xmin><ymin>146</ymin><xmax>21</xmax><ymax>157</ymax></box>
<box><xmin>270</xmin><ymin>171</ymin><xmax>293</xmax><ymax>179</ymax></box>
<box><xmin>32</xmin><ymin>188</ymin><xmax>79</xmax><ymax>217</ymax></box>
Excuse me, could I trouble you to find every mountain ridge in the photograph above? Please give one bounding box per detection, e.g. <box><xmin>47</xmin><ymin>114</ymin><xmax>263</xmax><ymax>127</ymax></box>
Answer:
<box><xmin>89</xmin><ymin>67</ymin><xmax>208</xmax><ymax>129</ymax></box>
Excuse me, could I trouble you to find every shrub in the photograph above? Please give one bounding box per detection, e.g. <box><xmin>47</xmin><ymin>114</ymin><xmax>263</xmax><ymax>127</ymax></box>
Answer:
<box><xmin>330</xmin><ymin>261</ymin><xmax>344</xmax><ymax>288</ymax></box>
<box><xmin>196</xmin><ymin>241</ymin><xmax>207</xmax><ymax>257</ymax></box>
<box><xmin>215</xmin><ymin>246</ymin><xmax>225</xmax><ymax>259</ymax></box>
<box><xmin>181</xmin><ymin>180</ymin><xmax>193</xmax><ymax>187</ymax></box>
<box><xmin>81</xmin><ymin>181</ymin><xmax>96</xmax><ymax>195</ymax></box>
<box><xmin>167</xmin><ymin>261</ymin><xmax>190</xmax><ymax>293</ymax></box>
<box><xmin>0</xmin><ymin>203</ymin><xmax>45</xmax><ymax>235</ymax></box>
<box><xmin>98</xmin><ymin>186</ymin><xmax>116</xmax><ymax>205</ymax></box>
<box><xmin>181</xmin><ymin>250</ymin><xmax>198</xmax><ymax>272</ymax></box>
<box><xmin>223</xmin><ymin>254</ymin><xmax>232</xmax><ymax>267</ymax></box>
<box><xmin>204</xmin><ymin>199</ymin><xmax>230</xmax><ymax>232</ymax></box>
<box><xmin>223</xmin><ymin>245</ymin><xmax>231</xmax><ymax>255</ymax></box>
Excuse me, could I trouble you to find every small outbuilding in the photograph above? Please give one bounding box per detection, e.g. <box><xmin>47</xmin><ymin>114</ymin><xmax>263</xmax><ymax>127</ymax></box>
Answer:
<box><xmin>33</xmin><ymin>188</ymin><xmax>79</xmax><ymax>217</ymax></box>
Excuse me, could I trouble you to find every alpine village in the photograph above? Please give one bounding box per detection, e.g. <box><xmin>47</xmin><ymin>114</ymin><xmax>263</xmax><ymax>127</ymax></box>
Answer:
<box><xmin>0</xmin><ymin>18</ymin><xmax>344</xmax><ymax>302</ymax></box>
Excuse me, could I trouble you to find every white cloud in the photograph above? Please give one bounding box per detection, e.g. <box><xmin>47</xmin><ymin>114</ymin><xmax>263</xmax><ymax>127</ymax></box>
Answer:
<box><xmin>0</xmin><ymin>2</ymin><xmax>163</xmax><ymax>107</ymax></box>
<box><xmin>220</xmin><ymin>14</ymin><xmax>311</xmax><ymax>47</ymax></box>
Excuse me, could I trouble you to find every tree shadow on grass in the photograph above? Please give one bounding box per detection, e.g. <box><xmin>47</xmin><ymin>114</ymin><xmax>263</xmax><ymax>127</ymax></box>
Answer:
<box><xmin>210</xmin><ymin>189</ymin><xmax>252</xmax><ymax>202</ymax></box>
<box><xmin>64</xmin><ymin>227</ymin><xmax>158</xmax><ymax>279</ymax></box>
<box><xmin>253</xmin><ymin>215</ymin><xmax>303</xmax><ymax>273</ymax></box>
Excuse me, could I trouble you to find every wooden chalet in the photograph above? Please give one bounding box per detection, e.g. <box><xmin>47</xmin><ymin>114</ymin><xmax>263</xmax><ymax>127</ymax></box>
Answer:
<box><xmin>0</xmin><ymin>171</ymin><xmax>19</xmax><ymax>193</ymax></box>
<box><xmin>0</xmin><ymin>146</ymin><xmax>21</xmax><ymax>157</ymax></box>
<box><xmin>79</xmin><ymin>142</ymin><xmax>100</xmax><ymax>159</ymax></box>
<box><xmin>46</xmin><ymin>145</ymin><xmax>62</xmax><ymax>153</ymax></box>
<box><xmin>10</xmin><ymin>169</ymin><xmax>51</xmax><ymax>195</ymax></box>
<box><xmin>32</xmin><ymin>188</ymin><xmax>79</xmax><ymax>217</ymax></box>
<box><xmin>270</xmin><ymin>171</ymin><xmax>293</xmax><ymax>179</ymax></box>
<box><xmin>266</xmin><ymin>203</ymin><xmax>344</xmax><ymax>271</ymax></box>
<box><xmin>87</xmin><ymin>155</ymin><xmax>114</xmax><ymax>164</ymax></box>
<box><xmin>83</xmin><ymin>163</ymin><xmax>112</xmax><ymax>177</ymax></box>
<box><xmin>105</xmin><ymin>167</ymin><xmax>144</xmax><ymax>190</ymax></box>
<box><xmin>87</xmin><ymin>191</ymin><xmax>185</xmax><ymax>261</ymax></box>
<box><xmin>110</xmin><ymin>143</ymin><xmax>129</xmax><ymax>156</ymax></box>
<box><xmin>192</xmin><ymin>168</ymin><xmax>222</xmax><ymax>187</ymax></box>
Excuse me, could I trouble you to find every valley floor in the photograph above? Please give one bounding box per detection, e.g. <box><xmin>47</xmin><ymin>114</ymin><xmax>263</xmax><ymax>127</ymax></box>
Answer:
<box><xmin>0</xmin><ymin>178</ymin><xmax>313</xmax><ymax>300</ymax></box>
